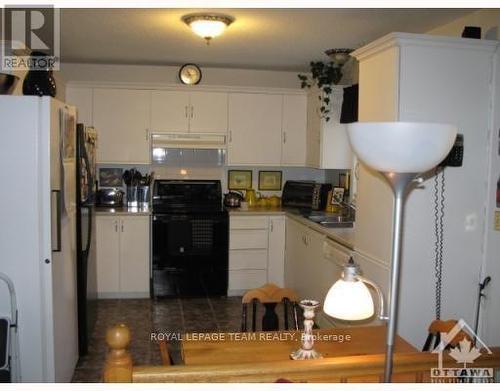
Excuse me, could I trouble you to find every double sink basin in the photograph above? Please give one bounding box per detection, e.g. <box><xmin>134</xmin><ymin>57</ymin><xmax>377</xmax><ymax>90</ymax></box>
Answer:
<box><xmin>302</xmin><ymin>210</ymin><xmax>355</xmax><ymax>229</ymax></box>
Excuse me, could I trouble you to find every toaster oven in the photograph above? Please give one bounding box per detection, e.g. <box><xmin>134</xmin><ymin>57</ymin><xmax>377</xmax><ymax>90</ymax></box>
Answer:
<box><xmin>282</xmin><ymin>180</ymin><xmax>332</xmax><ymax>210</ymax></box>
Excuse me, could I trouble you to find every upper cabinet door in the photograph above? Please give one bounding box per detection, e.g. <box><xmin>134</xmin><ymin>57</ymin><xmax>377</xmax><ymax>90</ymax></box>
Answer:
<box><xmin>150</xmin><ymin>90</ymin><xmax>190</xmax><ymax>133</ymax></box>
<box><xmin>228</xmin><ymin>93</ymin><xmax>282</xmax><ymax>166</ymax></box>
<box><xmin>281</xmin><ymin>94</ymin><xmax>307</xmax><ymax>166</ymax></box>
<box><xmin>189</xmin><ymin>91</ymin><xmax>228</xmax><ymax>134</ymax></box>
<box><xmin>93</xmin><ymin>88</ymin><xmax>150</xmax><ymax>164</ymax></box>
<box><xmin>66</xmin><ymin>86</ymin><xmax>93</xmax><ymax>125</ymax></box>
<box><xmin>306</xmin><ymin>90</ymin><xmax>321</xmax><ymax>168</ymax></box>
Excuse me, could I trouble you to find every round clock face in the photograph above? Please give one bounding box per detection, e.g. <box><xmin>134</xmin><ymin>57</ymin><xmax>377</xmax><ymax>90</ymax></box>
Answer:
<box><xmin>179</xmin><ymin>64</ymin><xmax>202</xmax><ymax>85</ymax></box>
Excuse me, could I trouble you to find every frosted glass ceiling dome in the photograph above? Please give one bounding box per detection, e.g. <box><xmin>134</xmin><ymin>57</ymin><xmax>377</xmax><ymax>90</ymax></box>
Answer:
<box><xmin>347</xmin><ymin>122</ymin><xmax>457</xmax><ymax>173</ymax></box>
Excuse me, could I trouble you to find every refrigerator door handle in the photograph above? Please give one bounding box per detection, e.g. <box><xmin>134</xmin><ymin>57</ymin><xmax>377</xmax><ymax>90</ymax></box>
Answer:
<box><xmin>84</xmin><ymin>206</ymin><xmax>93</xmax><ymax>255</ymax></box>
<box><xmin>51</xmin><ymin>190</ymin><xmax>62</xmax><ymax>252</ymax></box>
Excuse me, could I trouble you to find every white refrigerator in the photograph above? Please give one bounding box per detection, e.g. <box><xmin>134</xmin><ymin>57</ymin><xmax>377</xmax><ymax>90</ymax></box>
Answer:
<box><xmin>0</xmin><ymin>96</ymin><xmax>79</xmax><ymax>381</ymax></box>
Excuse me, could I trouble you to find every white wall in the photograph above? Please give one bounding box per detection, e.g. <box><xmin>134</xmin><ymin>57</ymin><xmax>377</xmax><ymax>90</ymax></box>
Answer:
<box><xmin>427</xmin><ymin>9</ymin><xmax>500</xmax><ymax>40</ymax></box>
<box><xmin>60</xmin><ymin>63</ymin><xmax>301</xmax><ymax>89</ymax></box>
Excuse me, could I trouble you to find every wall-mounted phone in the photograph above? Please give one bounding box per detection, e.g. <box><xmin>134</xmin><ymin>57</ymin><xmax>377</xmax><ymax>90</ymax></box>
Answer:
<box><xmin>439</xmin><ymin>134</ymin><xmax>464</xmax><ymax>167</ymax></box>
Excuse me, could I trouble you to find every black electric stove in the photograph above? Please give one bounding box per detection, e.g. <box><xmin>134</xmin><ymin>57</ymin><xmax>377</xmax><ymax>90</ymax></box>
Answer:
<box><xmin>152</xmin><ymin>180</ymin><xmax>228</xmax><ymax>298</ymax></box>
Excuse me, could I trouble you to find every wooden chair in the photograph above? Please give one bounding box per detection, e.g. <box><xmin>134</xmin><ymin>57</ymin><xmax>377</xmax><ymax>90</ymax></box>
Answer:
<box><xmin>422</xmin><ymin>319</ymin><xmax>472</xmax><ymax>351</ymax></box>
<box><xmin>241</xmin><ymin>283</ymin><xmax>299</xmax><ymax>332</ymax></box>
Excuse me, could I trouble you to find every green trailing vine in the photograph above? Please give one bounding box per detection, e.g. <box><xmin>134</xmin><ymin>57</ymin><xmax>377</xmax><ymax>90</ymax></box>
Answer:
<box><xmin>298</xmin><ymin>61</ymin><xmax>343</xmax><ymax>122</ymax></box>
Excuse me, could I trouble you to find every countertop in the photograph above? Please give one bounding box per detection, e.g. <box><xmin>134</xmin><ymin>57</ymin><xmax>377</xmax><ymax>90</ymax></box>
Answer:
<box><xmin>228</xmin><ymin>207</ymin><xmax>355</xmax><ymax>250</ymax></box>
<box><xmin>95</xmin><ymin>205</ymin><xmax>355</xmax><ymax>248</ymax></box>
<box><xmin>95</xmin><ymin>206</ymin><xmax>152</xmax><ymax>216</ymax></box>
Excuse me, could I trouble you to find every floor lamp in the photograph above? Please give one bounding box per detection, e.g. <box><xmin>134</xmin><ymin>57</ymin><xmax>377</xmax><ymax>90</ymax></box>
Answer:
<box><xmin>325</xmin><ymin>122</ymin><xmax>457</xmax><ymax>382</ymax></box>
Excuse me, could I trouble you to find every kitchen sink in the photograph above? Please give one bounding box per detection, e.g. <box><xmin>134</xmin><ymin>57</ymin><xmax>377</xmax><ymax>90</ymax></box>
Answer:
<box><xmin>305</xmin><ymin>211</ymin><xmax>354</xmax><ymax>228</ymax></box>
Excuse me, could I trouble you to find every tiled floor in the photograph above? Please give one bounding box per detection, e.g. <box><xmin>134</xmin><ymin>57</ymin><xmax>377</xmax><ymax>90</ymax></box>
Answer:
<box><xmin>72</xmin><ymin>296</ymin><xmax>269</xmax><ymax>382</ymax></box>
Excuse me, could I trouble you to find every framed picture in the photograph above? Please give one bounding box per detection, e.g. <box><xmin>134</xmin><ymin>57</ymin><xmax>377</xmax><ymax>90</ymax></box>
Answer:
<box><xmin>332</xmin><ymin>187</ymin><xmax>345</xmax><ymax>205</ymax></box>
<box><xmin>228</xmin><ymin>170</ymin><xmax>252</xmax><ymax>190</ymax></box>
<box><xmin>258</xmin><ymin>171</ymin><xmax>282</xmax><ymax>191</ymax></box>
<box><xmin>99</xmin><ymin>168</ymin><xmax>123</xmax><ymax>188</ymax></box>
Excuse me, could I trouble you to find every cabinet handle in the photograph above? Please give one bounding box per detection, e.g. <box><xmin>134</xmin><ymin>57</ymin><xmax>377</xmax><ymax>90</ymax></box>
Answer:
<box><xmin>270</xmin><ymin>220</ymin><xmax>274</xmax><ymax>232</ymax></box>
<box><xmin>185</xmin><ymin>106</ymin><xmax>188</xmax><ymax>118</ymax></box>
<box><xmin>145</xmin><ymin>129</ymin><xmax>149</xmax><ymax>141</ymax></box>
<box><xmin>190</xmin><ymin>105</ymin><xmax>194</xmax><ymax>118</ymax></box>
<box><xmin>229</xmin><ymin>131</ymin><xmax>232</xmax><ymax>143</ymax></box>
<box><xmin>121</xmin><ymin>221</ymin><xmax>124</xmax><ymax>232</ymax></box>
<box><xmin>283</xmin><ymin>132</ymin><xmax>287</xmax><ymax>144</ymax></box>
<box><xmin>114</xmin><ymin>221</ymin><xmax>118</xmax><ymax>232</ymax></box>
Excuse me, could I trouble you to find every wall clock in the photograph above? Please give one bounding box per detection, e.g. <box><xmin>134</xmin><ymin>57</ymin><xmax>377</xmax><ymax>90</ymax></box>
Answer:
<box><xmin>179</xmin><ymin>63</ymin><xmax>202</xmax><ymax>85</ymax></box>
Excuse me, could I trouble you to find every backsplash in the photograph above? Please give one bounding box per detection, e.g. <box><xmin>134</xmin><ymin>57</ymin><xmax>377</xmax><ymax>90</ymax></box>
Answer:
<box><xmin>97</xmin><ymin>163</ymin><xmax>346</xmax><ymax>196</ymax></box>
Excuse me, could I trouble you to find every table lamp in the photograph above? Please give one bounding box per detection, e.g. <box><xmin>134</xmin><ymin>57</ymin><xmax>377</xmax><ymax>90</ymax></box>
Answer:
<box><xmin>325</xmin><ymin>122</ymin><xmax>457</xmax><ymax>382</ymax></box>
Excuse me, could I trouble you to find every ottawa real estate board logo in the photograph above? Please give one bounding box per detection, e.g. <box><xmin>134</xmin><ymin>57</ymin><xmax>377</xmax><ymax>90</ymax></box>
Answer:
<box><xmin>1</xmin><ymin>6</ymin><xmax>60</xmax><ymax>71</ymax></box>
<box><xmin>431</xmin><ymin>319</ymin><xmax>493</xmax><ymax>382</ymax></box>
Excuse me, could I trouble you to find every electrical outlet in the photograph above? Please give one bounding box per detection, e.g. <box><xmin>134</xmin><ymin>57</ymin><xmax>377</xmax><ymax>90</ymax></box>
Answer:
<box><xmin>495</xmin><ymin>211</ymin><xmax>500</xmax><ymax>231</ymax></box>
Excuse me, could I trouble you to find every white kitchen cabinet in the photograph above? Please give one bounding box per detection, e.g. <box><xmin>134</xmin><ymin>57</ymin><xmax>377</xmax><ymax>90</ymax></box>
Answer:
<box><xmin>151</xmin><ymin>90</ymin><xmax>228</xmax><ymax>134</ymax></box>
<box><xmin>151</xmin><ymin>90</ymin><xmax>190</xmax><ymax>133</ymax></box>
<box><xmin>268</xmin><ymin>216</ymin><xmax>286</xmax><ymax>286</ymax></box>
<box><xmin>228</xmin><ymin>214</ymin><xmax>285</xmax><ymax>295</ymax></box>
<box><xmin>189</xmin><ymin>91</ymin><xmax>228</xmax><ymax>133</ymax></box>
<box><xmin>284</xmin><ymin>217</ymin><xmax>326</xmax><ymax>302</ymax></box>
<box><xmin>93</xmin><ymin>88</ymin><xmax>150</xmax><ymax>164</ymax></box>
<box><xmin>306</xmin><ymin>90</ymin><xmax>322</xmax><ymax>168</ymax></box>
<box><xmin>119</xmin><ymin>216</ymin><xmax>150</xmax><ymax>294</ymax></box>
<box><xmin>227</xmin><ymin>93</ymin><xmax>283</xmax><ymax>166</ymax></box>
<box><xmin>65</xmin><ymin>86</ymin><xmax>93</xmax><ymax>125</ymax></box>
<box><xmin>306</xmin><ymin>87</ymin><xmax>353</xmax><ymax>169</ymax></box>
<box><xmin>96</xmin><ymin>215</ymin><xmax>150</xmax><ymax>298</ymax></box>
<box><xmin>281</xmin><ymin>94</ymin><xmax>307</xmax><ymax>166</ymax></box>
<box><xmin>96</xmin><ymin>216</ymin><xmax>120</xmax><ymax>295</ymax></box>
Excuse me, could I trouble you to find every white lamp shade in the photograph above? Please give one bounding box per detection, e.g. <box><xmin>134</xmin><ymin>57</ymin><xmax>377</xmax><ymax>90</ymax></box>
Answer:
<box><xmin>323</xmin><ymin>279</ymin><xmax>374</xmax><ymax>321</ymax></box>
<box><xmin>347</xmin><ymin>122</ymin><xmax>457</xmax><ymax>173</ymax></box>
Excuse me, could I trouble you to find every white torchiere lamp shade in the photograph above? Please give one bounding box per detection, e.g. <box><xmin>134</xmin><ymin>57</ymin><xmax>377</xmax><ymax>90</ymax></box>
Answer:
<box><xmin>348</xmin><ymin>122</ymin><xmax>457</xmax><ymax>173</ymax></box>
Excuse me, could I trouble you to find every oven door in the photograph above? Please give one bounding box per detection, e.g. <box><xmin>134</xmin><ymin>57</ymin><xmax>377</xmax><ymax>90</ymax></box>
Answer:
<box><xmin>152</xmin><ymin>213</ymin><xmax>228</xmax><ymax>297</ymax></box>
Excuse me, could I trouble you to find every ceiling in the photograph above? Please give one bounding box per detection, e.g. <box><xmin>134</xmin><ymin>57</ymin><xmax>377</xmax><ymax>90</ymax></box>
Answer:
<box><xmin>60</xmin><ymin>9</ymin><xmax>473</xmax><ymax>71</ymax></box>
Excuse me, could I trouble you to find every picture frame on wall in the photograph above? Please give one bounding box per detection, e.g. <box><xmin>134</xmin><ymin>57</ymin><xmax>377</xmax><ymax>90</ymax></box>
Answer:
<box><xmin>258</xmin><ymin>171</ymin><xmax>283</xmax><ymax>191</ymax></box>
<box><xmin>228</xmin><ymin>170</ymin><xmax>253</xmax><ymax>190</ymax></box>
<box><xmin>99</xmin><ymin>167</ymin><xmax>123</xmax><ymax>188</ymax></box>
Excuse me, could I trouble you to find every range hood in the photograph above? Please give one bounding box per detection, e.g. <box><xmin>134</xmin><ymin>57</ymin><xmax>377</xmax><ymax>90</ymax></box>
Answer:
<box><xmin>151</xmin><ymin>133</ymin><xmax>226</xmax><ymax>166</ymax></box>
<box><xmin>151</xmin><ymin>133</ymin><xmax>226</xmax><ymax>149</ymax></box>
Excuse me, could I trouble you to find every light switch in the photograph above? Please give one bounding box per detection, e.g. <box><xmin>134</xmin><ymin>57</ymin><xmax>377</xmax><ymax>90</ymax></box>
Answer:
<box><xmin>465</xmin><ymin>213</ymin><xmax>478</xmax><ymax>232</ymax></box>
<box><xmin>495</xmin><ymin>211</ymin><xmax>500</xmax><ymax>231</ymax></box>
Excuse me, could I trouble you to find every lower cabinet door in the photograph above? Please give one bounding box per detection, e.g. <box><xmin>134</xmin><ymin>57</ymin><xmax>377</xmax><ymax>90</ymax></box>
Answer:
<box><xmin>96</xmin><ymin>216</ymin><xmax>120</xmax><ymax>295</ymax></box>
<box><xmin>228</xmin><ymin>270</ymin><xmax>268</xmax><ymax>292</ymax></box>
<box><xmin>119</xmin><ymin>216</ymin><xmax>150</xmax><ymax>295</ymax></box>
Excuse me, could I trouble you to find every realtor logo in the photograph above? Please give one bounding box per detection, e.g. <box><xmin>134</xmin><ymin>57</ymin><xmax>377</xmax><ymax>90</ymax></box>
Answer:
<box><xmin>1</xmin><ymin>5</ymin><xmax>60</xmax><ymax>71</ymax></box>
<box><xmin>431</xmin><ymin>319</ymin><xmax>493</xmax><ymax>382</ymax></box>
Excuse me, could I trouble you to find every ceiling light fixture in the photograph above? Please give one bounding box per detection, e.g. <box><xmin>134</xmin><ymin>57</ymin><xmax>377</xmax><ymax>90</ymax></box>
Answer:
<box><xmin>182</xmin><ymin>14</ymin><xmax>234</xmax><ymax>45</ymax></box>
<box><xmin>325</xmin><ymin>48</ymin><xmax>353</xmax><ymax>67</ymax></box>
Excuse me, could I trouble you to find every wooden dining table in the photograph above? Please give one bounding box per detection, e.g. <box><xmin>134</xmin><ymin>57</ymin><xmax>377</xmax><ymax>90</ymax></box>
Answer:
<box><xmin>180</xmin><ymin>325</ymin><xmax>417</xmax><ymax>365</ymax></box>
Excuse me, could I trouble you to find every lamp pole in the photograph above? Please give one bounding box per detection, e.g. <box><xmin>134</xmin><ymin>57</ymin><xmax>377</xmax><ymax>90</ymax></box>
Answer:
<box><xmin>381</xmin><ymin>172</ymin><xmax>418</xmax><ymax>382</ymax></box>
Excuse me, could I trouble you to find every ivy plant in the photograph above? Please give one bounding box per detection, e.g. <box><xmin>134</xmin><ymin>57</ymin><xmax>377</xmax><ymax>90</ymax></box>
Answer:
<box><xmin>298</xmin><ymin>61</ymin><xmax>343</xmax><ymax>122</ymax></box>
